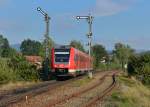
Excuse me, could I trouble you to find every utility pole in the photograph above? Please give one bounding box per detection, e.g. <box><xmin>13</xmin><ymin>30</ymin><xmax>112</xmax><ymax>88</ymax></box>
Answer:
<box><xmin>37</xmin><ymin>7</ymin><xmax>51</xmax><ymax>80</ymax></box>
<box><xmin>76</xmin><ymin>14</ymin><xmax>94</xmax><ymax>78</ymax></box>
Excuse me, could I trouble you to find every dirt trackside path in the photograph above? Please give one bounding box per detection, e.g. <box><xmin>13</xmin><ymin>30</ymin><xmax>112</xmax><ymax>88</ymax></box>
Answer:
<box><xmin>9</xmin><ymin>71</ymin><xmax>118</xmax><ymax>107</ymax></box>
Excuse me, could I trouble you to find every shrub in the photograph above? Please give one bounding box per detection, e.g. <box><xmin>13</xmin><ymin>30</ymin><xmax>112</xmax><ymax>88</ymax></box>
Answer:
<box><xmin>9</xmin><ymin>55</ymin><xmax>39</xmax><ymax>81</ymax></box>
<box><xmin>0</xmin><ymin>54</ymin><xmax>40</xmax><ymax>84</ymax></box>
<box><xmin>0</xmin><ymin>58</ymin><xmax>18</xmax><ymax>84</ymax></box>
<box><xmin>127</xmin><ymin>53</ymin><xmax>150</xmax><ymax>85</ymax></box>
<box><xmin>108</xmin><ymin>62</ymin><xmax>122</xmax><ymax>70</ymax></box>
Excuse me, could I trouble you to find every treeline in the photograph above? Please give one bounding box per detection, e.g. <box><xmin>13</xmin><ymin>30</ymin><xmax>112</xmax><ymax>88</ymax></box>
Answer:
<box><xmin>70</xmin><ymin>40</ymin><xmax>150</xmax><ymax>85</ymax></box>
<box><xmin>0</xmin><ymin>35</ymin><xmax>136</xmax><ymax>81</ymax></box>
<box><xmin>0</xmin><ymin>34</ymin><xmax>150</xmax><ymax>85</ymax></box>
<box><xmin>20</xmin><ymin>36</ymin><xmax>54</xmax><ymax>57</ymax></box>
<box><xmin>0</xmin><ymin>35</ymin><xmax>40</xmax><ymax>84</ymax></box>
<box><xmin>0</xmin><ymin>35</ymin><xmax>16</xmax><ymax>58</ymax></box>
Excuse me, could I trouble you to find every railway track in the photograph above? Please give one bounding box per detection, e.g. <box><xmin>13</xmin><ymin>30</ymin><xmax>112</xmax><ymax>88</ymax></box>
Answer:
<box><xmin>83</xmin><ymin>74</ymin><xmax>117</xmax><ymax>107</ymax></box>
<box><xmin>0</xmin><ymin>75</ymin><xmax>85</xmax><ymax>107</ymax></box>
<box><xmin>0</xmin><ymin>81</ymin><xmax>56</xmax><ymax>100</ymax></box>
<box><xmin>0</xmin><ymin>81</ymin><xmax>57</xmax><ymax>107</ymax></box>
<box><xmin>0</xmin><ymin>71</ymin><xmax>118</xmax><ymax>107</ymax></box>
<box><xmin>44</xmin><ymin>71</ymin><xmax>117</xmax><ymax>107</ymax></box>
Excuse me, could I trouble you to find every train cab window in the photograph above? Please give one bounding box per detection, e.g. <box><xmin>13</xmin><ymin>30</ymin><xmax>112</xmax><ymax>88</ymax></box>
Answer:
<box><xmin>54</xmin><ymin>49</ymin><xmax>70</xmax><ymax>63</ymax></box>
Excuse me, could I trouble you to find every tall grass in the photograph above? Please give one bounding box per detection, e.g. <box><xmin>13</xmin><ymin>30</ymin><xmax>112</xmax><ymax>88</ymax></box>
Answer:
<box><xmin>95</xmin><ymin>62</ymin><xmax>121</xmax><ymax>71</ymax></box>
<box><xmin>105</xmin><ymin>76</ymin><xmax>150</xmax><ymax>107</ymax></box>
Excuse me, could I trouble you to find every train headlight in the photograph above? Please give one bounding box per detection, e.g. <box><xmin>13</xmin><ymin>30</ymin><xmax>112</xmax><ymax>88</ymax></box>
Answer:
<box><xmin>51</xmin><ymin>69</ymin><xmax>55</xmax><ymax>72</ymax></box>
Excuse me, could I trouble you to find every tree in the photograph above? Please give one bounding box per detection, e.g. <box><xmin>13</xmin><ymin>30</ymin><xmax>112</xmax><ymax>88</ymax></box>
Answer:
<box><xmin>0</xmin><ymin>35</ymin><xmax>11</xmax><ymax>57</ymax></box>
<box><xmin>70</xmin><ymin>40</ymin><xmax>85</xmax><ymax>52</ymax></box>
<box><xmin>92</xmin><ymin>44</ymin><xmax>108</xmax><ymax>68</ymax></box>
<box><xmin>20</xmin><ymin>39</ymin><xmax>43</xmax><ymax>56</ymax></box>
<box><xmin>128</xmin><ymin>52</ymin><xmax>150</xmax><ymax>84</ymax></box>
<box><xmin>9</xmin><ymin>54</ymin><xmax>39</xmax><ymax>81</ymax></box>
<box><xmin>40</xmin><ymin>36</ymin><xmax>54</xmax><ymax>58</ymax></box>
<box><xmin>113</xmin><ymin>43</ymin><xmax>134</xmax><ymax>70</ymax></box>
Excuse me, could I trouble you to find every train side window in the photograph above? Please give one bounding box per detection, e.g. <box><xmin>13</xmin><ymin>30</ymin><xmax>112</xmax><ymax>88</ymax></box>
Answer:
<box><xmin>74</xmin><ymin>55</ymin><xmax>78</xmax><ymax>61</ymax></box>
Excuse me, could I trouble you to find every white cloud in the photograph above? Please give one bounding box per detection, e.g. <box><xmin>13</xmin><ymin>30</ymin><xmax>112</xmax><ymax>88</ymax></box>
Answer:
<box><xmin>92</xmin><ymin>0</ymin><xmax>135</xmax><ymax>16</ymax></box>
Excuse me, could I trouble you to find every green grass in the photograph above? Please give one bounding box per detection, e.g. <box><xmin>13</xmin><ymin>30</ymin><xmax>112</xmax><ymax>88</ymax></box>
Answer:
<box><xmin>71</xmin><ymin>76</ymin><xmax>93</xmax><ymax>87</ymax></box>
<box><xmin>104</xmin><ymin>75</ymin><xmax>150</xmax><ymax>107</ymax></box>
<box><xmin>95</xmin><ymin>62</ymin><xmax>122</xmax><ymax>72</ymax></box>
<box><xmin>0</xmin><ymin>81</ymin><xmax>40</xmax><ymax>91</ymax></box>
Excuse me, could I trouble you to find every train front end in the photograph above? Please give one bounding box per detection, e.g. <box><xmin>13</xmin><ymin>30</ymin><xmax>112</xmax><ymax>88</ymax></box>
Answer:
<box><xmin>51</xmin><ymin>46</ymin><xmax>75</xmax><ymax>77</ymax></box>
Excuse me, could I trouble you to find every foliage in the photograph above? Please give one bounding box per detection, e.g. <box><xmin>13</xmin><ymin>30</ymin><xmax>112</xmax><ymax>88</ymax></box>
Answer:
<box><xmin>113</xmin><ymin>43</ymin><xmax>134</xmax><ymax>70</ymax></box>
<box><xmin>40</xmin><ymin>37</ymin><xmax>54</xmax><ymax>80</ymax></box>
<box><xmin>105</xmin><ymin>76</ymin><xmax>150</xmax><ymax>107</ymax></box>
<box><xmin>40</xmin><ymin>36</ymin><xmax>54</xmax><ymax>58</ymax></box>
<box><xmin>9</xmin><ymin>54</ymin><xmax>39</xmax><ymax>81</ymax></box>
<box><xmin>0</xmin><ymin>55</ymin><xmax>39</xmax><ymax>84</ymax></box>
<box><xmin>97</xmin><ymin>63</ymin><xmax>108</xmax><ymax>71</ymax></box>
<box><xmin>20</xmin><ymin>37</ymin><xmax>54</xmax><ymax>58</ymax></box>
<box><xmin>0</xmin><ymin>35</ymin><xmax>56</xmax><ymax>84</ymax></box>
<box><xmin>20</xmin><ymin>39</ymin><xmax>43</xmax><ymax>56</ymax></box>
<box><xmin>127</xmin><ymin>55</ymin><xmax>139</xmax><ymax>76</ymax></box>
<box><xmin>92</xmin><ymin>44</ymin><xmax>108</xmax><ymax>69</ymax></box>
<box><xmin>70</xmin><ymin>40</ymin><xmax>85</xmax><ymax>52</ymax></box>
<box><xmin>107</xmin><ymin>62</ymin><xmax>122</xmax><ymax>70</ymax></box>
<box><xmin>0</xmin><ymin>58</ymin><xmax>18</xmax><ymax>84</ymax></box>
<box><xmin>0</xmin><ymin>35</ymin><xmax>12</xmax><ymax>57</ymax></box>
<box><xmin>128</xmin><ymin>52</ymin><xmax>150</xmax><ymax>85</ymax></box>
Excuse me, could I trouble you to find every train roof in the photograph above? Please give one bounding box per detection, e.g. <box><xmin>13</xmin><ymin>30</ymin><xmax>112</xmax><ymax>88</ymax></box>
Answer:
<box><xmin>53</xmin><ymin>45</ymin><xmax>91</xmax><ymax>57</ymax></box>
<box><xmin>54</xmin><ymin>45</ymin><xmax>71</xmax><ymax>49</ymax></box>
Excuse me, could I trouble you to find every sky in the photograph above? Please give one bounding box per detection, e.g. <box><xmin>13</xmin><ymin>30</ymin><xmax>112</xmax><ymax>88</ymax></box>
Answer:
<box><xmin>0</xmin><ymin>0</ymin><xmax>150</xmax><ymax>50</ymax></box>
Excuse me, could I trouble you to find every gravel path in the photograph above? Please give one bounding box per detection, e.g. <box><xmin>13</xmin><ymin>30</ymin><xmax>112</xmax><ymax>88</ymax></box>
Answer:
<box><xmin>55</xmin><ymin>76</ymin><xmax>112</xmax><ymax>107</ymax></box>
<box><xmin>8</xmin><ymin>71</ymin><xmax>115</xmax><ymax>107</ymax></box>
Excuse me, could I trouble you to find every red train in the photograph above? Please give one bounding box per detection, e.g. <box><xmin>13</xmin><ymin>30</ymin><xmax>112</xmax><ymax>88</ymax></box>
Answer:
<box><xmin>51</xmin><ymin>45</ymin><xmax>93</xmax><ymax>77</ymax></box>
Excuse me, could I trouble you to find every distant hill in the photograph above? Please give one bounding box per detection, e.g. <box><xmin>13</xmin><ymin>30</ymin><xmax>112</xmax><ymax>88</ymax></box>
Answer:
<box><xmin>135</xmin><ymin>49</ymin><xmax>149</xmax><ymax>54</ymax></box>
<box><xmin>107</xmin><ymin>49</ymin><xmax>149</xmax><ymax>54</ymax></box>
<box><xmin>11</xmin><ymin>44</ymin><xmax>21</xmax><ymax>52</ymax></box>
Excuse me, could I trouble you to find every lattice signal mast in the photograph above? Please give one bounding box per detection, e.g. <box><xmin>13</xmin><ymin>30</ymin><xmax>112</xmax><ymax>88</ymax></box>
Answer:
<box><xmin>76</xmin><ymin>14</ymin><xmax>94</xmax><ymax>78</ymax></box>
<box><xmin>76</xmin><ymin>14</ymin><xmax>94</xmax><ymax>57</ymax></box>
<box><xmin>37</xmin><ymin>7</ymin><xmax>51</xmax><ymax>59</ymax></box>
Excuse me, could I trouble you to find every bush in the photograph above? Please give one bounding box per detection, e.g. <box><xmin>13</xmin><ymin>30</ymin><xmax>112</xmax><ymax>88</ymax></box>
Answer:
<box><xmin>94</xmin><ymin>61</ymin><xmax>121</xmax><ymax>71</ymax></box>
<box><xmin>128</xmin><ymin>53</ymin><xmax>150</xmax><ymax>85</ymax></box>
<box><xmin>108</xmin><ymin>62</ymin><xmax>122</xmax><ymax>70</ymax></box>
<box><xmin>9</xmin><ymin>55</ymin><xmax>39</xmax><ymax>81</ymax></box>
<box><xmin>98</xmin><ymin>63</ymin><xmax>108</xmax><ymax>71</ymax></box>
<box><xmin>128</xmin><ymin>55</ymin><xmax>139</xmax><ymax>76</ymax></box>
<box><xmin>0</xmin><ymin>55</ymin><xmax>40</xmax><ymax>84</ymax></box>
<box><xmin>0</xmin><ymin>58</ymin><xmax>18</xmax><ymax>84</ymax></box>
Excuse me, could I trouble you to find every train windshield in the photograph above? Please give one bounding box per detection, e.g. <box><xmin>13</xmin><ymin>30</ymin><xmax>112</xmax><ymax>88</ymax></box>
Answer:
<box><xmin>55</xmin><ymin>49</ymin><xmax>70</xmax><ymax>63</ymax></box>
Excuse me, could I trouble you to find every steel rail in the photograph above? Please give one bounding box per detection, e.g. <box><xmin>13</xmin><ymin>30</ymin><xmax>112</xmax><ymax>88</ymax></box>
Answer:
<box><xmin>45</xmin><ymin>72</ymin><xmax>112</xmax><ymax>107</ymax></box>
<box><xmin>83</xmin><ymin>72</ymin><xmax>118</xmax><ymax>107</ymax></box>
<box><xmin>0</xmin><ymin>75</ymin><xmax>85</xmax><ymax>107</ymax></box>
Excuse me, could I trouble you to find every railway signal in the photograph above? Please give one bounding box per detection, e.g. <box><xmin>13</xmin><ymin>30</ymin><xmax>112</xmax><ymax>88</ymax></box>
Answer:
<box><xmin>37</xmin><ymin>7</ymin><xmax>51</xmax><ymax>80</ymax></box>
<box><xmin>37</xmin><ymin>7</ymin><xmax>51</xmax><ymax>59</ymax></box>
<box><xmin>76</xmin><ymin>14</ymin><xmax>93</xmax><ymax>58</ymax></box>
<box><xmin>76</xmin><ymin>14</ymin><xmax>94</xmax><ymax>78</ymax></box>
